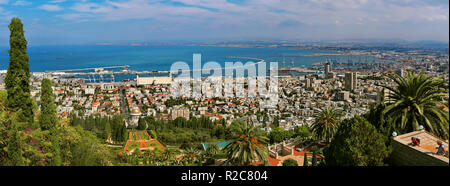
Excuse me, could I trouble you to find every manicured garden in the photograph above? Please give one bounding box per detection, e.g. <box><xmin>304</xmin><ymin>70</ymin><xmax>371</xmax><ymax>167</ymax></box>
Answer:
<box><xmin>122</xmin><ymin>130</ymin><xmax>165</xmax><ymax>154</ymax></box>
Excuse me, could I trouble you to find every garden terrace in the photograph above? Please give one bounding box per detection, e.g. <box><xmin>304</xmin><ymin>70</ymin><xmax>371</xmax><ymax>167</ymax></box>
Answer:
<box><xmin>122</xmin><ymin>130</ymin><xmax>166</xmax><ymax>154</ymax></box>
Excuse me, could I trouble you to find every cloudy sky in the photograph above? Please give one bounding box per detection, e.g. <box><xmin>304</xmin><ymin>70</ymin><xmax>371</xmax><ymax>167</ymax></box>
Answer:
<box><xmin>0</xmin><ymin>0</ymin><xmax>448</xmax><ymax>45</ymax></box>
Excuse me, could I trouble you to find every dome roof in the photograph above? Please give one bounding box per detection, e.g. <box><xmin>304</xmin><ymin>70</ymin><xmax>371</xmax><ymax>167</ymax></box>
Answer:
<box><xmin>131</xmin><ymin>108</ymin><xmax>141</xmax><ymax>114</ymax></box>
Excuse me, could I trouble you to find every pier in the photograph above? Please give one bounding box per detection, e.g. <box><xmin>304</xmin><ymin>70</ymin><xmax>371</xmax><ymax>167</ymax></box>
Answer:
<box><xmin>48</xmin><ymin>56</ymin><xmax>267</xmax><ymax>83</ymax></box>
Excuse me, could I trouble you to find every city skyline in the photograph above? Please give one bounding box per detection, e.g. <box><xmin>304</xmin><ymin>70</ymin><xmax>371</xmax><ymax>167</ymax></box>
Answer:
<box><xmin>0</xmin><ymin>0</ymin><xmax>448</xmax><ymax>45</ymax></box>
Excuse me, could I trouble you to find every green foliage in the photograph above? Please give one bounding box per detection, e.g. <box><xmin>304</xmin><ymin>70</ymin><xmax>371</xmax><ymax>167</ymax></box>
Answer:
<box><xmin>183</xmin><ymin>147</ymin><xmax>201</xmax><ymax>164</ymax></box>
<box><xmin>143</xmin><ymin>116</ymin><xmax>225</xmax><ymax>145</ymax></box>
<box><xmin>161</xmin><ymin>148</ymin><xmax>177</xmax><ymax>162</ymax></box>
<box><xmin>311</xmin><ymin>107</ymin><xmax>342</xmax><ymax>142</ymax></box>
<box><xmin>364</xmin><ymin>96</ymin><xmax>396</xmax><ymax>144</ymax></box>
<box><xmin>49</xmin><ymin>127</ymin><xmax>62</xmax><ymax>166</ymax></box>
<box><xmin>324</xmin><ymin>115</ymin><xmax>390</xmax><ymax>166</ymax></box>
<box><xmin>294</xmin><ymin>125</ymin><xmax>312</xmax><ymax>140</ymax></box>
<box><xmin>158</xmin><ymin>128</ymin><xmax>212</xmax><ymax>145</ymax></box>
<box><xmin>137</xmin><ymin>118</ymin><xmax>147</xmax><ymax>130</ymax></box>
<box><xmin>39</xmin><ymin>78</ymin><xmax>57</xmax><ymax>130</ymax></box>
<box><xmin>272</xmin><ymin>116</ymin><xmax>279</xmax><ymax>128</ymax></box>
<box><xmin>69</xmin><ymin>114</ymin><xmax>127</xmax><ymax>143</ymax></box>
<box><xmin>382</xmin><ymin>72</ymin><xmax>449</xmax><ymax>139</ymax></box>
<box><xmin>0</xmin><ymin>90</ymin><xmax>6</xmax><ymax>104</ymax></box>
<box><xmin>303</xmin><ymin>153</ymin><xmax>308</xmax><ymax>166</ymax></box>
<box><xmin>311</xmin><ymin>150</ymin><xmax>318</xmax><ymax>166</ymax></box>
<box><xmin>5</xmin><ymin>18</ymin><xmax>34</xmax><ymax>124</ymax></box>
<box><xmin>164</xmin><ymin>98</ymin><xmax>186</xmax><ymax>108</ymax></box>
<box><xmin>149</xmin><ymin>130</ymin><xmax>157</xmax><ymax>139</ymax></box>
<box><xmin>0</xmin><ymin>18</ymin><xmax>115</xmax><ymax>166</ymax></box>
<box><xmin>269</xmin><ymin>127</ymin><xmax>294</xmax><ymax>144</ymax></box>
<box><xmin>4</xmin><ymin>122</ymin><xmax>59</xmax><ymax>166</ymax></box>
<box><xmin>5</xmin><ymin>127</ymin><xmax>24</xmax><ymax>166</ymax></box>
<box><xmin>105</xmin><ymin>121</ymin><xmax>111</xmax><ymax>140</ymax></box>
<box><xmin>224</xmin><ymin>121</ymin><xmax>268</xmax><ymax>166</ymax></box>
<box><xmin>58</xmin><ymin>123</ymin><xmax>114</xmax><ymax>166</ymax></box>
<box><xmin>282</xmin><ymin>158</ymin><xmax>298</xmax><ymax>166</ymax></box>
<box><xmin>206</xmin><ymin>143</ymin><xmax>221</xmax><ymax>156</ymax></box>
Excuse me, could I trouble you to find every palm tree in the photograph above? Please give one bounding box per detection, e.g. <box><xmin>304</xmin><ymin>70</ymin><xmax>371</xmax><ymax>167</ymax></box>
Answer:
<box><xmin>311</xmin><ymin>107</ymin><xmax>342</xmax><ymax>142</ymax></box>
<box><xmin>184</xmin><ymin>147</ymin><xmax>200</xmax><ymax>164</ymax></box>
<box><xmin>382</xmin><ymin>72</ymin><xmax>449</xmax><ymax>139</ymax></box>
<box><xmin>224</xmin><ymin>121</ymin><xmax>269</xmax><ymax>166</ymax></box>
<box><xmin>206</xmin><ymin>143</ymin><xmax>221</xmax><ymax>157</ymax></box>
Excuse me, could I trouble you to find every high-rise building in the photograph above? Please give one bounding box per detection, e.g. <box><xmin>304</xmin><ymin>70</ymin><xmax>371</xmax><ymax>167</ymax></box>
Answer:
<box><xmin>345</xmin><ymin>72</ymin><xmax>358</xmax><ymax>91</ymax></box>
<box><xmin>305</xmin><ymin>78</ymin><xmax>311</xmax><ymax>88</ymax></box>
<box><xmin>352</xmin><ymin>72</ymin><xmax>358</xmax><ymax>90</ymax></box>
<box><xmin>325</xmin><ymin>62</ymin><xmax>331</xmax><ymax>79</ymax></box>
<box><xmin>345</xmin><ymin>72</ymin><xmax>353</xmax><ymax>91</ymax></box>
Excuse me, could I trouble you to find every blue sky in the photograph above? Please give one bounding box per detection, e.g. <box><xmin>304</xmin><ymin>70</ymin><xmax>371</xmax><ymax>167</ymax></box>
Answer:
<box><xmin>0</xmin><ymin>0</ymin><xmax>448</xmax><ymax>45</ymax></box>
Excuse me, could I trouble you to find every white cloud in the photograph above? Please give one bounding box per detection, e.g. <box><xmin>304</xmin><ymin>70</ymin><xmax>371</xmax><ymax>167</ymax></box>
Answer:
<box><xmin>13</xmin><ymin>0</ymin><xmax>32</xmax><ymax>6</ymax></box>
<box><xmin>56</xmin><ymin>0</ymin><xmax>448</xmax><ymax>27</ymax></box>
<box><xmin>72</xmin><ymin>3</ymin><xmax>114</xmax><ymax>13</ymax></box>
<box><xmin>28</xmin><ymin>0</ymin><xmax>449</xmax><ymax>42</ymax></box>
<box><xmin>48</xmin><ymin>0</ymin><xmax>65</xmax><ymax>3</ymax></box>
<box><xmin>39</xmin><ymin>4</ymin><xmax>63</xmax><ymax>11</ymax></box>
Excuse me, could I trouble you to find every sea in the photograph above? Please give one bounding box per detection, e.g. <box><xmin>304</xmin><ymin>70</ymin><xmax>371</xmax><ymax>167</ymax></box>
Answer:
<box><xmin>0</xmin><ymin>45</ymin><xmax>386</xmax><ymax>82</ymax></box>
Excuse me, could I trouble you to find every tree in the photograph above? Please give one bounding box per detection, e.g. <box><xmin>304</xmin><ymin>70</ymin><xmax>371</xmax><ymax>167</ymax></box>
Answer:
<box><xmin>269</xmin><ymin>127</ymin><xmax>293</xmax><ymax>144</ymax></box>
<box><xmin>382</xmin><ymin>72</ymin><xmax>449</xmax><ymax>139</ymax></box>
<box><xmin>311</xmin><ymin>150</ymin><xmax>318</xmax><ymax>166</ymax></box>
<box><xmin>324</xmin><ymin>115</ymin><xmax>390</xmax><ymax>166</ymax></box>
<box><xmin>184</xmin><ymin>147</ymin><xmax>200</xmax><ymax>164</ymax></box>
<box><xmin>272</xmin><ymin>116</ymin><xmax>279</xmax><ymax>128</ymax></box>
<box><xmin>69</xmin><ymin>128</ymin><xmax>114</xmax><ymax>166</ymax></box>
<box><xmin>105</xmin><ymin>122</ymin><xmax>111</xmax><ymax>141</ymax></box>
<box><xmin>294</xmin><ymin>125</ymin><xmax>311</xmax><ymax>141</ymax></box>
<box><xmin>5</xmin><ymin>18</ymin><xmax>34</xmax><ymax>124</ymax></box>
<box><xmin>224</xmin><ymin>121</ymin><xmax>268</xmax><ymax>166</ymax></box>
<box><xmin>206</xmin><ymin>143</ymin><xmax>220</xmax><ymax>157</ymax></box>
<box><xmin>303</xmin><ymin>153</ymin><xmax>308</xmax><ymax>166</ymax></box>
<box><xmin>6</xmin><ymin>127</ymin><xmax>24</xmax><ymax>166</ymax></box>
<box><xmin>137</xmin><ymin>118</ymin><xmax>147</xmax><ymax>130</ymax></box>
<box><xmin>49</xmin><ymin>127</ymin><xmax>62</xmax><ymax>166</ymax></box>
<box><xmin>39</xmin><ymin>78</ymin><xmax>57</xmax><ymax>130</ymax></box>
<box><xmin>311</xmin><ymin>107</ymin><xmax>342</xmax><ymax>142</ymax></box>
<box><xmin>149</xmin><ymin>130</ymin><xmax>157</xmax><ymax>140</ymax></box>
<box><xmin>282</xmin><ymin>158</ymin><xmax>298</xmax><ymax>166</ymax></box>
<box><xmin>365</xmin><ymin>94</ymin><xmax>393</xmax><ymax>136</ymax></box>
<box><xmin>37</xmin><ymin>78</ymin><xmax>62</xmax><ymax>165</ymax></box>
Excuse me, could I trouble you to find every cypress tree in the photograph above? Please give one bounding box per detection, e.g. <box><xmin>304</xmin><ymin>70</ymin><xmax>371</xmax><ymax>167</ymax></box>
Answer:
<box><xmin>50</xmin><ymin>127</ymin><xmax>62</xmax><ymax>166</ymax></box>
<box><xmin>122</xmin><ymin>125</ymin><xmax>128</xmax><ymax>142</ymax></box>
<box><xmin>39</xmin><ymin>78</ymin><xmax>61</xmax><ymax>165</ymax></box>
<box><xmin>5</xmin><ymin>18</ymin><xmax>34</xmax><ymax>124</ymax></box>
<box><xmin>137</xmin><ymin>118</ymin><xmax>146</xmax><ymax>130</ymax></box>
<box><xmin>105</xmin><ymin>122</ymin><xmax>111</xmax><ymax>140</ymax></box>
<box><xmin>39</xmin><ymin>78</ymin><xmax>57</xmax><ymax>130</ymax></box>
<box><xmin>312</xmin><ymin>150</ymin><xmax>318</xmax><ymax>166</ymax></box>
<box><xmin>6</xmin><ymin>128</ymin><xmax>25</xmax><ymax>166</ymax></box>
<box><xmin>303</xmin><ymin>152</ymin><xmax>308</xmax><ymax>166</ymax></box>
